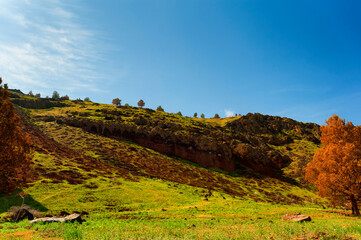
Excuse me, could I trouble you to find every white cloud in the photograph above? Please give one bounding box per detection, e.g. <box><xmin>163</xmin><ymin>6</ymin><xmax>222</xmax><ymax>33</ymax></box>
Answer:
<box><xmin>224</xmin><ymin>109</ymin><xmax>235</xmax><ymax>117</ymax></box>
<box><xmin>0</xmin><ymin>0</ymin><xmax>104</xmax><ymax>95</ymax></box>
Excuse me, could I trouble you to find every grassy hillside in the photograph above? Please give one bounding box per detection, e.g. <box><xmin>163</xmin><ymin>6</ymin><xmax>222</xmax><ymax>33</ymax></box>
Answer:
<box><xmin>1</xmin><ymin>91</ymin><xmax>360</xmax><ymax>239</ymax></box>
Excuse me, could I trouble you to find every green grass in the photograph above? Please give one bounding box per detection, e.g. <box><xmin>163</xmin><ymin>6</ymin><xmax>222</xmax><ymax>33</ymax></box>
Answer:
<box><xmin>1</xmin><ymin>181</ymin><xmax>360</xmax><ymax>239</ymax></box>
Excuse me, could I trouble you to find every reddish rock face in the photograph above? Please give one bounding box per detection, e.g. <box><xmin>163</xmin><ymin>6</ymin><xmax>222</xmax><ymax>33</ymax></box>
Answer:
<box><xmin>120</xmin><ymin>135</ymin><xmax>235</xmax><ymax>172</ymax></box>
<box><xmin>54</xmin><ymin>112</ymin><xmax>319</xmax><ymax>177</ymax></box>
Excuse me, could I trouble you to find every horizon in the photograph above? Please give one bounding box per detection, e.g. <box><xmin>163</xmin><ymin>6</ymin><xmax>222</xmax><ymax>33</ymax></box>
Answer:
<box><xmin>1</xmin><ymin>0</ymin><xmax>360</xmax><ymax>125</ymax></box>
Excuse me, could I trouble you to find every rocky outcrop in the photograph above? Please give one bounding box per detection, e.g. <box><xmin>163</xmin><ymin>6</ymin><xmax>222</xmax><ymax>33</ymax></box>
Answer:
<box><xmin>55</xmin><ymin>117</ymin><xmax>236</xmax><ymax>172</ymax></box>
<box><xmin>53</xmin><ymin>114</ymin><xmax>302</xmax><ymax>175</ymax></box>
<box><xmin>226</xmin><ymin>113</ymin><xmax>320</xmax><ymax>144</ymax></box>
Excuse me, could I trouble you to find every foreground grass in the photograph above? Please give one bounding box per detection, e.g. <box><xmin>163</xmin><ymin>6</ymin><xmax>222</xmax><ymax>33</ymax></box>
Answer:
<box><xmin>1</xmin><ymin>177</ymin><xmax>360</xmax><ymax>239</ymax></box>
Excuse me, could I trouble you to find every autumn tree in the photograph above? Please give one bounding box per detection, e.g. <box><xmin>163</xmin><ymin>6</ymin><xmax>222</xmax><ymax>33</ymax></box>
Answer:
<box><xmin>200</xmin><ymin>113</ymin><xmax>205</xmax><ymax>118</ymax></box>
<box><xmin>0</xmin><ymin>78</ymin><xmax>32</xmax><ymax>194</ymax></box>
<box><xmin>112</xmin><ymin>98</ymin><xmax>121</xmax><ymax>106</ymax></box>
<box><xmin>214</xmin><ymin>114</ymin><xmax>220</xmax><ymax>119</ymax></box>
<box><xmin>305</xmin><ymin>115</ymin><xmax>361</xmax><ymax>216</ymax></box>
<box><xmin>137</xmin><ymin>99</ymin><xmax>145</xmax><ymax>108</ymax></box>
<box><xmin>193</xmin><ymin>112</ymin><xmax>198</xmax><ymax>118</ymax></box>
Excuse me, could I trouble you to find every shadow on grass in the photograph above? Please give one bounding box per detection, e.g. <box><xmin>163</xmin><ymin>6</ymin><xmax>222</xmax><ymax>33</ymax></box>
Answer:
<box><xmin>0</xmin><ymin>190</ymin><xmax>48</xmax><ymax>214</ymax></box>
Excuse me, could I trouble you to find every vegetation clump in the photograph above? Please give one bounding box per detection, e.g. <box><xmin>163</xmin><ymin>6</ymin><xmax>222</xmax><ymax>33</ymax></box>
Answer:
<box><xmin>156</xmin><ymin>105</ymin><xmax>164</xmax><ymax>112</ymax></box>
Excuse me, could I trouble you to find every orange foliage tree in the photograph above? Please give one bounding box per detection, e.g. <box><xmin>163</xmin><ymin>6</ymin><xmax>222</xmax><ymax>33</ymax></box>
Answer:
<box><xmin>0</xmin><ymin>78</ymin><xmax>32</xmax><ymax>194</ymax></box>
<box><xmin>112</xmin><ymin>98</ymin><xmax>121</xmax><ymax>106</ymax></box>
<box><xmin>305</xmin><ymin>115</ymin><xmax>361</xmax><ymax>216</ymax></box>
<box><xmin>137</xmin><ymin>99</ymin><xmax>145</xmax><ymax>108</ymax></box>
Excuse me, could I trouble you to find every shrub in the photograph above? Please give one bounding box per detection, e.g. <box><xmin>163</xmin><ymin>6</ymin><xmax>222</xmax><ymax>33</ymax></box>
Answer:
<box><xmin>214</xmin><ymin>114</ymin><xmax>220</xmax><ymax>119</ymax></box>
<box><xmin>52</xmin><ymin>91</ymin><xmax>60</xmax><ymax>99</ymax></box>
<box><xmin>193</xmin><ymin>113</ymin><xmax>198</xmax><ymax>118</ymax></box>
<box><xmin>201</xmin><ymin>113</ymin><xmax>205</xmax><ymax>118</ymax></box>
<box><xmin>61</xmin><ymin>95</ymin><xmax>70</xmax><ymax>100</ymax></box>
<box><xmin>157</xmin><ymin>105</ymin><xmax>164</xmax><ymax>112</ymax></box>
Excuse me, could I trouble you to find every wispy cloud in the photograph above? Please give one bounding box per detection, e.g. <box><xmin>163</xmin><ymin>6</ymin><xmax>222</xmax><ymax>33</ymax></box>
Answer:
<box><xmin>224</xmin><ymin>109</ymin><xmax>235</xmax><ymax>117</ymax></box>
<box><xmin>0</xmin><ymin>0</ymin><xmax>104</xmax><ymax>95</ymax></box>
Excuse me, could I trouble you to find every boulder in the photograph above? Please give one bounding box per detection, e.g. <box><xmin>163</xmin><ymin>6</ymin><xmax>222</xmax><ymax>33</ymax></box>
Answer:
<box><xmin>11</xmin><ymin>208</ymin><xmax>34</xmax><ymax>222</ymax></box>
<box><xmin>282</xmin><ymin>212</ymin><xmax>311</xmax><ymax>222</ymax></box>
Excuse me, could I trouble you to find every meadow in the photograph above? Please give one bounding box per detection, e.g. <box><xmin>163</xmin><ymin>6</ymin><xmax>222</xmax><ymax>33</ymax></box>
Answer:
<box><xmin>1</xmin><ymin>176</ymin><xmax>361</xmax><ymax>240</ymax></box>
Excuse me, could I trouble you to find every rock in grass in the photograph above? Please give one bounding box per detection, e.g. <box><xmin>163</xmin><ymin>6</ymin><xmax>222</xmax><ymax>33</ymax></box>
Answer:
<box><xmin>29</xmin><ymin>213</ymin><xmax>83</xmax><ymax>224</ymax></box>
<box><xmin>282</xmin><ymin>212</ymin><xmax>311</xmax><ymax>222</ymax></box>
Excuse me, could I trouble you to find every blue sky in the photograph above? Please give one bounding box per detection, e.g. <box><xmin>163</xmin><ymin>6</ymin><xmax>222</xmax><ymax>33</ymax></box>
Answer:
<box><xmin>1</xmin><ymin>0</ymin><xmax>360</xmax><ymax>125</ymax></box>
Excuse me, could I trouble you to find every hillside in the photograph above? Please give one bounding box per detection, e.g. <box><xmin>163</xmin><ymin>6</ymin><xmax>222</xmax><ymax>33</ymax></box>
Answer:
<box><xmin>11</xmin><ymin>90</ymin><xmax>320</xmax><ymax>178</ymax></box>
<box><xmin>1</xmin><ymin>91</ymin><xmax>360</xmax><ymax>239</ymax></box>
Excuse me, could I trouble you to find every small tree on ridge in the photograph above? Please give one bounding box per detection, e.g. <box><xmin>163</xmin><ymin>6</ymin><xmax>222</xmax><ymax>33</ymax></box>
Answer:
<box><xmin>52</xmin><ymin>91</ymin><xmax>60</xmax><ymax>99</ymax></box>
<box><xmin>138</xmin><ymin>99</ymin><xmax>145</xmax><ymax>108</ymax></box>
<box><xmin>112</xmin><ymin>98</ymin><xmax>121</xmax><ymax>106</ymax></box>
